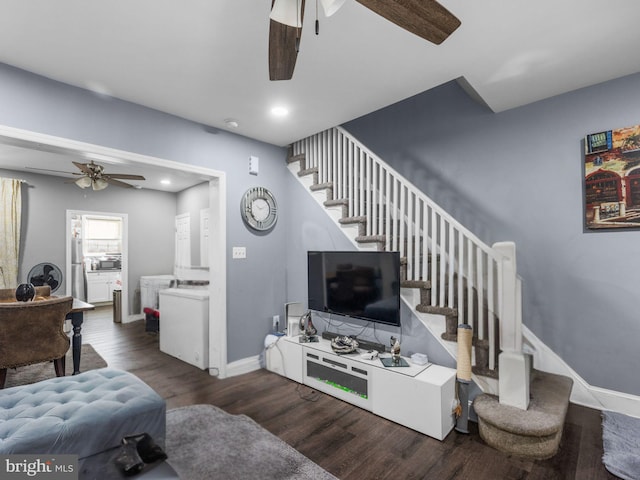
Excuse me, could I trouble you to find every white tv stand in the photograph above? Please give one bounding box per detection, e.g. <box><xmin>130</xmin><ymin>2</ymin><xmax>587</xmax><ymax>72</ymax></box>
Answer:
<box><xmin>266</xmin><ymin>335</ymin><xmax>456</xmax><ymax>440</ymax></box>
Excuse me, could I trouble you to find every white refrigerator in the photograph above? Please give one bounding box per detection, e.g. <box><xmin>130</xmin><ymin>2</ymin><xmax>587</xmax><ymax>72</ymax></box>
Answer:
<box><xmin>71</xmin><ymin>237</ymin><xmax>86</xmax><ymax>301</ymax></box>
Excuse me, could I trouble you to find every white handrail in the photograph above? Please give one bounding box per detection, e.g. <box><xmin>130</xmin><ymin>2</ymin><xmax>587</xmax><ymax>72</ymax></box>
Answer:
<box><xmin>291</xmin><ymin>127</ymin><xmax>522</xmax><ymax>375</ymax></box>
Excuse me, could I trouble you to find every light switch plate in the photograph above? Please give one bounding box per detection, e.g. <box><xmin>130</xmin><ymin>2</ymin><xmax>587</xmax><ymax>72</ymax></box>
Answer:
<box><xmin>249</xmin><ymin>156</ymin><xmax>259</xmax><ymax>175</ymax></box>
<box><xmin>232</xmin><ymin>247</ymin><xmax>246</xmax><ymax>259</ymax></box>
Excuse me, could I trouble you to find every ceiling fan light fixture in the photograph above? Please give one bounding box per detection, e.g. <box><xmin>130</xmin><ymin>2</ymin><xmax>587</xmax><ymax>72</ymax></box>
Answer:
<box><xmin>270</xmin><ymin>0</ymin><xmax>303</xmax><ymax>27</ymax></box>
<box><xmin>320</xmin><ymin>0</ymin><xmax>345</xmax><ymax>17</ymax></box>
<box><xmin>75</xmin><ymin>176</ymin><xmax>92</xmax><ymax>189</ymax></box>
<box><xmin>92</xmin><ymin>178</ymin><xmax>109</xmax><ymax>191</ymax></box>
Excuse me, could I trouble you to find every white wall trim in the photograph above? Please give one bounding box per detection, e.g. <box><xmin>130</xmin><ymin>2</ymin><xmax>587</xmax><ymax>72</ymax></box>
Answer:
<box><xmin>0</xmin><ymin>123</ymin><xmax>228</xmax><ymax>381</ymax></box>
<box><xmin>128</xmin><ymin>313</ymin><xmax>144</xmax><ymax>323</ymax></box>
<box><xmin>225</xmin><ymin>355</ymin><xmax>261</xmax><ymax>378</ymax></box>
<box><xmin>0</xmin><ymin>124</ymin><xmax>225</xmax><ymax>178</ymax></box>
<box><xmin>523</xmin><ymin>325</ymin><xmax>640</xmax><ymax>418</ymax></box>
<box><xmin>65</xmin><ymin>209</ymin><xmax>130</xmax><ymax>321</ymax></box>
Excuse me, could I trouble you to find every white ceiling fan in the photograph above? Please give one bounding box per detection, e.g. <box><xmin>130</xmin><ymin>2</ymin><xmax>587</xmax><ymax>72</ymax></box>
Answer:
<box><xmin>27</xmin><ymin>160</ymin><xmax>146</xmax><ymax>191</ymax></box>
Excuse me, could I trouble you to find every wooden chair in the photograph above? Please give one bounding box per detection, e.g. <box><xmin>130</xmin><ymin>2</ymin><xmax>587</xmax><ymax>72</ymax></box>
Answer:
<box><xmin>0</xmin><ymin>291</ymin><xmax>73</xmax><ymax>388</ymax></box>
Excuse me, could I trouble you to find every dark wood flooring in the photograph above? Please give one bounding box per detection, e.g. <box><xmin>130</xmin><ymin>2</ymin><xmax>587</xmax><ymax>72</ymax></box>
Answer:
<box><xmin>82</xmin><ymin>307</ymin><xmax>617</xmax><ymax>480</ymax></box>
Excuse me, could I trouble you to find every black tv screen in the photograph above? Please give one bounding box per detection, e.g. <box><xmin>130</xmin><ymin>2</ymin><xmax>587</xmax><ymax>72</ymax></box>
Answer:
<box><xmin>307</xmin><ymin>251</ymin><xmax>401</xmax><ymax>327</ymax></box>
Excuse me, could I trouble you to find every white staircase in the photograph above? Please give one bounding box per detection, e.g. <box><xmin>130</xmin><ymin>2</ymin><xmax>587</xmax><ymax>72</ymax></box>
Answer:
<box><xmin>287</xmin><ymin>126</ymin><xmax>526</xmax><ymax>398</ymax></box>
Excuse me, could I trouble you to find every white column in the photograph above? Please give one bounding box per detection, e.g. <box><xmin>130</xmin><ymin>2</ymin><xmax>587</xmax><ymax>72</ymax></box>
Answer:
<box><xmin>493</xmin><ymin>241</ymin><xmax>530</xmax><ymax>410</ymax></box>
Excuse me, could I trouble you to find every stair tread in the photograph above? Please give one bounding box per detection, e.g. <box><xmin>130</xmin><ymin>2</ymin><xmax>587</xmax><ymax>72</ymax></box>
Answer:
<box><xmin>474</xmin><ymin>370</ymin><xmax>573</xmax><ymax>436</ymax></box>
<box><xmin>472</xmin><ymin>365</ymin><xmax>499</xmax><ymax>379</ymax></box>
<box><xmin>339</xmin><ymin>216</ymin><xmax>367</xmax><ymax>224</ymax></box>
<box><xmin>401</xmin><ymin>279</ymin><xmax>431</xmax><ymax>289</ymax></box>
<box><xmin>287</xmin><ymin>153</ymin><xmax>305</xmax><ymax>164</ymax></box>
<box><xmin>298</xmin><ymin>167</ymin><xmax>318</xmax><ymax>177</ymax></box>
<box><xmin>324</xmin><ymin>199</ymin><xmax>348</xmax><ymax>207</ymax></box>
<box><xmin>415</xmin><ymin>304</ymin><xmax>458</xmax><ymax>316</ymax></box>
<box><xmin>310</xmin><ymin>182</ymin><xmax>333</xmax><ymax>191</ymax></box>
<box><xmin>355</xmin><ymin>235</ymin><xmax>386</xmax><ymax>242</ymax></box>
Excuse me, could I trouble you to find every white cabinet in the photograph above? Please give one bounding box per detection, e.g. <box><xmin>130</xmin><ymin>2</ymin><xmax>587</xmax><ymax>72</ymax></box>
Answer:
<box><xmin>159</xmin><ymin>288</ymin><xmax>209</xmax><ymax>369</ymax></box>
<box><xmin>265</xmin><ymin>337</ymin><xmax>304</xmax><ymax>383</ymax></box>
<box><xmin>371</xmin><ymin>363</ymin><xmax>456</xmax><ymax>440</ymax></box>
<box><xmin>86</xmin><ymin>271</ymin><xmax>121</xmax><ymax>303</ymax></box>
<box><xmin>266</xmin><ymin>336</ymin><xmax>456</xmax><ymax>440</ymax></box>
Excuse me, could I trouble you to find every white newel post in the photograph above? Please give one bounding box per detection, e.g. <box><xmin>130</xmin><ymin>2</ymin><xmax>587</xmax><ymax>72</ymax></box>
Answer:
<box><xmin>493</xmin><ymin>241</ymin><xmax>530</xmax><ymax>410</ymax></box>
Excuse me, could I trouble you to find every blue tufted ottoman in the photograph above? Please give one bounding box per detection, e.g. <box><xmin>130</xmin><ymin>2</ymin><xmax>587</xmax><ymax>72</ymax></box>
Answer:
<box><xmin>0</xmin><ymin>368</ymin><xmax>166</xmax><ymax>479</ymax></box>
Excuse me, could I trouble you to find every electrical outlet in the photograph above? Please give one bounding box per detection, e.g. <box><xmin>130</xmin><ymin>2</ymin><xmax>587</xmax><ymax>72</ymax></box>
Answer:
<box><xmin>232</xmin><ymin>247</ymin><xmax>246</xmax><ymax>259</ymax></box>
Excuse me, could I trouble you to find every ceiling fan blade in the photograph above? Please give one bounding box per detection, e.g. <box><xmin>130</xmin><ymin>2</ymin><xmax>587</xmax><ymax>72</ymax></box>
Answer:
<box><xmin>104</xmin><ymin>173</ymin><xmax>146</xmax><ymax>180</ymax></box>
<box><xmin>103</xmin><ymin>177</ymin><xmax>135</xmax><ymax>188</ymax></box>
<box><xmin>269</xmin><ymin>0</ymin><xmax>305</xmax><ymax>81</ymax></box>
<box><xmin>355</xmin><ymin>0</ymin><xmax>461</xmax><ymax>45</ymax></box>
<box><xmin>25</xmin><ymin>166</ymin><xmax>81</xmax><ymax>175</ymax></box>
<box><xmin>72</xmin><ymin>161</ymin><xmax>92</xmax><ymax>174</ymax></box>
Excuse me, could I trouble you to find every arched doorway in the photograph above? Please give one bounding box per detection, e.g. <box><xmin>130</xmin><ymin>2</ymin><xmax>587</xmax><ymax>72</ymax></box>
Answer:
<box><xmin>625</xmin><ymin>168</ymin><xmax>640</xmax><ymax>207</ymax></box>
<box><xmin>585</xmin><ymin>170</ymin><xmax>622</xmax><ymax>206</ymax></box>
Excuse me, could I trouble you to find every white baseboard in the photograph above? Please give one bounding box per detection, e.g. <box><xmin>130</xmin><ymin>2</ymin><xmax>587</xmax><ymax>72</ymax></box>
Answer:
<box><xmin>523</xmin><ymin>325</ymin><xmax>640</xmax><ymax>418</ymax></box>
<box><xmin>124</xmin><ymin>313</ymin><xmax>144</xmax><ymax>324</ymax></box>
<box><xmin>225</xmin><ymin>355</ymin><xmax>261</xmax><ymax>378</ymax></box>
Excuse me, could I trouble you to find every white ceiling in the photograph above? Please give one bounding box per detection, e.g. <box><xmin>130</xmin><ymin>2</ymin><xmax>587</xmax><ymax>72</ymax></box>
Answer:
<box><xmin>1</xmin><ymin>0</ymin><xmax>640</xmax><ymax>186</ymax></box>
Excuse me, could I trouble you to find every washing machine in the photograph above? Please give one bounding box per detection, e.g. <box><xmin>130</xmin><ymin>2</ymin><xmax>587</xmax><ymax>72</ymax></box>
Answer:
<box><xmin>159</xmin><ymin>288</ymin><xmax>209</xmax><ymax>369</ymax></box>
<box><xmin>140</xmin><ymin>275</ymin><xmax>175</xmax><ymax>311</ymax></box>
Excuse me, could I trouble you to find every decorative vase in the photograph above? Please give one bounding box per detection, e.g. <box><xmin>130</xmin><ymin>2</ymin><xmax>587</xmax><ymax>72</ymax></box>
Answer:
<box><xmin>15</xmin><ymin>283</ymin><xmax>36</xmax><ymax>302</ymax></box>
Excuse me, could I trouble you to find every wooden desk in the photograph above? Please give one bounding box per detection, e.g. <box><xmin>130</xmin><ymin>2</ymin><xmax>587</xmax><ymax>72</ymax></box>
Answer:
<box><xmin>67</xmin><ymin>298</ymin><xmax>95</xmax><ymax>375</ymax></box>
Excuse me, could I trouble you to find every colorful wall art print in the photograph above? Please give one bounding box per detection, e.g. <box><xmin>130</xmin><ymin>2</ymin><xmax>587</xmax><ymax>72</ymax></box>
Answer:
<box><xmin>584</xmin><ymin>123</ymin><xmax>640</xmax><ymax>230</ymax></box>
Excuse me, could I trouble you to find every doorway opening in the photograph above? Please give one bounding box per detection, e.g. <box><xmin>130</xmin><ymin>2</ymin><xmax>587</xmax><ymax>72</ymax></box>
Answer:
<box><xmin>66</xmin><ymin>210</ymin><xmax>128</xmax><ymax>322</ymax></box>
<box><xmin>0</xmin><ymin>124</ymin><xmax>228</xmax><ymax>378</ymax></box>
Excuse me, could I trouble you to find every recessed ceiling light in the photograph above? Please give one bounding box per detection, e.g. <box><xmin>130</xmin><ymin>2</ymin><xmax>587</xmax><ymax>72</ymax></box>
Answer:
<box><xmin>271</xmin><ymin>106</ymin><xmax>289</xmax><ymax>117</ymax></box>
<box><xmin>161</xmin><ymin>179</ymin><xmax>171</xmax><ymax>185</ymax></box>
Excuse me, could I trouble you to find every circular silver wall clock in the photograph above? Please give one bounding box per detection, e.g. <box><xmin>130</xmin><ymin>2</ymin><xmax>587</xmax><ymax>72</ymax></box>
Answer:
<box><xmin>241</xmin><ymin>186</ymin><xmax>278</xmax><ymax>231</ymax></box>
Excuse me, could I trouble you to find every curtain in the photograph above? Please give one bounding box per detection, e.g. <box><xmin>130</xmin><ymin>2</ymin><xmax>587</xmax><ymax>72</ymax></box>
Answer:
<box><xmin>0</xmin><ymin>178</ymin><xmax>22</xmax><ymax>288</ymax></box>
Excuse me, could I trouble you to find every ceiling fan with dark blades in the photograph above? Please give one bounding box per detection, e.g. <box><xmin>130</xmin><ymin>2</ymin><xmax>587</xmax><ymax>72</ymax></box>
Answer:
<box><xmin>27</xmin><ymin>160</ymin><xmax>145</xmax><ymax>190</ymax></box>
<box><xmin>268</xmin><ymin>0</ymin><xmax>461</xmax><ymax>81</ymax></box>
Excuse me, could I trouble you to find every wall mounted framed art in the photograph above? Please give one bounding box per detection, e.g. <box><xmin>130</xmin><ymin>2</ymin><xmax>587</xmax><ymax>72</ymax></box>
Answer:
<box><xmin>584</xmin><ymin>123</ymin><xmax>640</xmax><ymax>230</ymax></box>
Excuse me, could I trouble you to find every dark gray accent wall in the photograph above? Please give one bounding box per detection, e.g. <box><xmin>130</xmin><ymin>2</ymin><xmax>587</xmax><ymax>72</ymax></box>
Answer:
<box><xmin>342</xmin><ymin>74</ymin><xmax>640</xmax><ymax>395</ymax></box>
<box><xmin>0</xmin><ymin>63</ymin><xmax>288</xmax><ymax>364</ymax></box>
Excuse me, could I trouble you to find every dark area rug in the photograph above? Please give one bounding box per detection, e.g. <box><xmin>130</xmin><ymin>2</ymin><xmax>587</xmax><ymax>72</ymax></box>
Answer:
<box><xmin>602</xmin><ymin>410</ymin><xmax>640</xmax><ymax>480</ymax></box>
<box><xmin>165</xmin><ymin>404</ymin><xmax>337</xmax><ymax>480</ymax></box>
<box><xmin>3</xmin><ymin>344</ymin><xmax>107</xmax><ymax>388</ymax></box>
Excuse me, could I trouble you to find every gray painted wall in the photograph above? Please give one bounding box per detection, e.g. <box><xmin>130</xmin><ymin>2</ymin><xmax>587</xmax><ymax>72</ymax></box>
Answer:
<box><xmin>342</xmin><ymin>74</ymin><xmax>640</xmax><ymax>396</ymax></box>
<box><xmin>0</xmin><ymin>167</ymin><xmax>176</xmax><ymax>312</ymax></box>
<box><xmin>0</xmin><ymin>63</ymin><xmax>288</xmax><ymax>363</ymax></box>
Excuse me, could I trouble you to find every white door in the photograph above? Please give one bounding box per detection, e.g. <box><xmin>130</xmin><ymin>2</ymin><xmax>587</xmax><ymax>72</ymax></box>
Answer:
<box><xmin>175</xmin><ymin>213</ymin><xmax>191</xmax><ymax>272</ymax></box>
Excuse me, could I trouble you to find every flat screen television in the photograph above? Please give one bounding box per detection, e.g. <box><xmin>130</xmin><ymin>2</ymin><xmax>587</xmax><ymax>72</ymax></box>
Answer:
<box><xmin>307</xmin><ymin>251</ymin><xmax>401</xmax><ymax>327</ymax></box>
